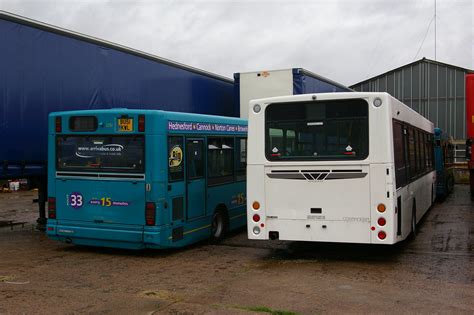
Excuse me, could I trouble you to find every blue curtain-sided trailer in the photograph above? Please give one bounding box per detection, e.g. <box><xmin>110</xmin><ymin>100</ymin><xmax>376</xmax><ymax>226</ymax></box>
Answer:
<box><xmin>0</xmin><ymin>11</ymin><xmax>236</xmax><ymax>228</ymax></box>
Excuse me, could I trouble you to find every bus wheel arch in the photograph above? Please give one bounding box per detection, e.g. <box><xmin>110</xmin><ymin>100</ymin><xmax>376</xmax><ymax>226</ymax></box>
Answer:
<box><xmin>210</xmin><ymin>204</ymin><xmax>229</xmax><ymax>241</ymax></box>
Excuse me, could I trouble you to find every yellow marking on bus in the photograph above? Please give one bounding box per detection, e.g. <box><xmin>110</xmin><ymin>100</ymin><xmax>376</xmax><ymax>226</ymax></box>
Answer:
<box><xmin>166</xmin><ymin>214</ymin><xmax>246</xmax><ymax>240</ymax></box>
<box><xmin>166</xmin><ymin>224</ymin><xmax>211</xmax><ymax>240</ymax></box>
<box><xmin>184</xmin><ymin>224</ymin><xmax>211</xmax><ymax>235</ymax></box>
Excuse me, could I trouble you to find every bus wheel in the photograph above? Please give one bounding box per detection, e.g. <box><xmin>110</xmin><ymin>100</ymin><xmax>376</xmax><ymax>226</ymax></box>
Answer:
<box><xmin>210</xmin><ymin>209</ymin><xmax>227</xmax><ymax>242</ymax></box>
<box><xmin>411</xmin><ymin>201</ymin><xmax>417</xmax><ymax>237</ymax></box>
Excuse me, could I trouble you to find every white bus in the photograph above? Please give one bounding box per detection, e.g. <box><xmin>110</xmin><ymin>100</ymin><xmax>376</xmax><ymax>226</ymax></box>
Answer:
<box><xmin>247</xmin><ymin>92</ymin><xmax>435</xmax><ymax>244</ymax></box>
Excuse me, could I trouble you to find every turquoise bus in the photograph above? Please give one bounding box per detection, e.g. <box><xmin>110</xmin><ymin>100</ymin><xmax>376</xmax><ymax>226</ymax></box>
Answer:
<box><xmin>46</xmin><ymin>109</ymin><xmax>248</xmax><ymax>249</ymax></box>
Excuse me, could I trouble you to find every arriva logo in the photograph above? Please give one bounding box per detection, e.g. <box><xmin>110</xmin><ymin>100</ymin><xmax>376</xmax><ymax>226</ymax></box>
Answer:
<box><xmin>75</xmin><ymin>144</ymin><xmax>124</xmax><ymax>158</ymax></box>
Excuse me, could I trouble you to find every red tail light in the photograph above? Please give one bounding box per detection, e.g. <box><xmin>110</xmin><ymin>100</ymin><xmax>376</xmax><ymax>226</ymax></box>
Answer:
<box><xmin>55</xmin><ymin>117</ymin><xmax>62</xmax><ymax>133</ymax></box>
<box><xmin>138</xmin><ymin>115</ymin><xmax>145</xmax><ymax>132</ymax></box>
<box><xmin>252</xmin><ymin>214</ymin><xmax>260</xmax><ymax>222</ymax></box>
<box><xmin>378</xmin><ymin>231</ymin><xmax>386</xmax><ymax>240</ymax></box>
<box><xmin>377</xmin><ymin>217</ymin><xmax>386</xmax><ymax>226</ymax></box>
<box><xmin>145</xmin><ymin>202</ymin><xmax>156</xmax><ymax>226</ymax></box>
<box><xmin>48</xmin><ymin>197</ymin><xmax>56</xmax><ymax>219</ymax></box>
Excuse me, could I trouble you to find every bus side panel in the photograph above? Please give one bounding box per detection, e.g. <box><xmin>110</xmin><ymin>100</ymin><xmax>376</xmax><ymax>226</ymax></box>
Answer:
<box><xmin>148</xmin><ymin>134</ymin><xmax>168</xmax><ymax>226</ymax></box>
<box><xmin>207</xmin><ymin>181</ymin><xmax>246</xmax><ymax>231</ymax></box>
<box><xmin>397</xmin><ymin>186</ymin><xmax>412</xmax><ymax>241</ymax></box>
<box><xmin>398</xmin><ymin>171</ymin><xmax>435</xmax><ymax>242</ymax></box>
<box><xmin>370</xmin><ymin>164</ymin><xmax>396</xmax><ymax>244</ymax></box>
<box><xmin>228</xmin><ymin>181</ymin><xmax>247</xmax><ymax>231</ymax></box>
<box><xmin>46</xmin><ymin>127</ymin><xmax>57</xmax><ymax>231</ymax></box>
<box><xmin>143</xmin><ymin>133</ymin><xmax>168</xmax><ymax>247</ymax></box>
<box><xmin>166</xmin><ymin>134</ymin><xmax>187</xmax><ymax>243</ymax></box>
<box><xmin>413</xmin><ymin>172</ymin><xmax>436</xmax><ymax>223</ymax></box>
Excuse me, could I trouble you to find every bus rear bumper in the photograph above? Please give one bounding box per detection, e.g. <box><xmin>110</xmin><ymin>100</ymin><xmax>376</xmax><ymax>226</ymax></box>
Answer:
<box><xmin>248</xmin><ymin>219</ymin><xmax>397</xmax><ymax>245</ymax></box>
<box><xmin>46</xmin><ymin>221</ymin><xmax>166</xmax><ymax>250</ymax></box>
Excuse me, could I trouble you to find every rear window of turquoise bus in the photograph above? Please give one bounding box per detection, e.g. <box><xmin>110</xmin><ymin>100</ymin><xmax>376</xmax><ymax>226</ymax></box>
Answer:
<box><xmin>56</xmin><ymin>135</ymin><xmax>144</xmax><ymax>173</ymax></box>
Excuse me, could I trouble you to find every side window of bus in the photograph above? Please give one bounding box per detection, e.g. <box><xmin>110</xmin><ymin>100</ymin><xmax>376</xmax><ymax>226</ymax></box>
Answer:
<box><xmin>430</xmin><ymin>134</ymin><xmax>435</xmax><ymax>169</ymax></box>
<box><xmin>208</xmin><ymin>137</ymin><xmax>234</xmax><ymax>185</ymax></box>
<box><xmin>235</xmin><ymin>138</ymin><xmax>247</xmax><ymax>181</ymax></box>
<box><xmin>392</xmin><ymin>121</ymin><xmax>406</xmax><ymax>188</ymax></box>
<box><xmin>408</xmin><ymin>127</ymin><xmax>417</xmax><ymax>179</ymax></box>
<box><xmin>168</xmin><ymin>136</ymin><xmax>184</xmax><ymax>181</ymax></box>
<box><xmin>425</xmin><ymin>134</ymin><xmax>431</xmax><ymax>169</ymax></box>
<box><xmin>427</xmin><ymin>134</ymin><xmax>431</xmax><ymax>169</ymax></box>
<box><xmin>415</xmin><ymin>130</ymin><xmax>421</xmax><ymax>176</ymax></box>
<box><xmin>418</xmin><ymin>130</ymin><xmax>425</xmax><ymax>174</ymax></box>
<box><xmin>187</xmin><ymin>140</ymin><xmax>204</xmax><ymax>179</ymax></box>
<box><xmin>422</xmin><ymin>132</ymin><xmax>427</xmax><ymax>173</ymax></box>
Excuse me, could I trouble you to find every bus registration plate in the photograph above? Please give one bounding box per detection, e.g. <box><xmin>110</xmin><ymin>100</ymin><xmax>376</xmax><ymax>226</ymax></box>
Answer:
<box><xmin>118</xmin><ymin>118</ymin><xmax>133</xmax><ymax>132</ymax></box>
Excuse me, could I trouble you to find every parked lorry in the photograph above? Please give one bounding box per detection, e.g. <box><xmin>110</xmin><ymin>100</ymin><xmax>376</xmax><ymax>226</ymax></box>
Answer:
<box><xmin>0</xmin><ymin>11</ymin><xmax>236</xmax><ymax>228</ymax></box>
<box><xmin>234</xmin><ymin>68</ymin><xmax>351</xmax><ymax>118</ymax></box>
<box><xmin>466</xmin><ymin>73</ymin><xmax>474</xmax><ymax>199</ymax></box>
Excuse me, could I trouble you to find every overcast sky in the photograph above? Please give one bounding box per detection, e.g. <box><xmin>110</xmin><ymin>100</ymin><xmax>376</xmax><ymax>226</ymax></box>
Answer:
<box><xmin>1</xmin><ymin>0</ymin><xmax>472</xmax><ymax>85</ymax></box>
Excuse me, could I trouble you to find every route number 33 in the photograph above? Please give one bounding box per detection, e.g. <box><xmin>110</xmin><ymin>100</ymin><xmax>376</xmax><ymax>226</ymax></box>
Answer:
<box><xmin>69</xmin><ymin>192</ymin><xmax>83</xmax><ymax>208</ymax></box>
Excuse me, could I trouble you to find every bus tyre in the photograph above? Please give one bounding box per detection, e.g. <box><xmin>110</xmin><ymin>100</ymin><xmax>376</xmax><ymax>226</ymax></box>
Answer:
<box><xmin>411</xmin><ymin>202</ymin><xmax>417</xmax><ymax>237</ymax></box>
<box><xmin>210</xmin><ymin>210</ymin><xmax>227</xmax><ymax>242</ymax></box>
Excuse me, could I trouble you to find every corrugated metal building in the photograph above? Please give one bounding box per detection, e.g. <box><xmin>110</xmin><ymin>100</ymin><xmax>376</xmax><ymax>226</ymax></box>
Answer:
<box><xmin>350</xmin><ymin>58</ymin><xmax>473</xmax><ymax>141</ymax></box>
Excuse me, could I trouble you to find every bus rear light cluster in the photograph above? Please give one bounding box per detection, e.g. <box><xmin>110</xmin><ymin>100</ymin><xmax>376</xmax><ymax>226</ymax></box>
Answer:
<box><xmin>378</xmin><ymin>231</ymin><xmax>387</xmax><ymax>240</ymax></box>
<box><xmin>48</xmin><ymin>197</ymin><xmax>56</xmax><ymax>219</ymax></box>
<box><xmin>377</xmin><ymin>203</ymin><xmax>386</xmax><ymax>213</ymax></box>
<box><xmin>251</xmin><ymin>201</ymin><xmax>262</xmax><ymax>235</ymax></box>
<box><xmin>145</xmin><ymin>202</ymin><xmax>156</xmax><ymax>226</ymax></box>
<box><xmin>138</xmin><ymin>115</ymin><xmax>145</xmax><ymax>132</ymax></box>
<box><xmin>377</xmin><ymin>217</ymin><xmax>386</xmax><ymax>226</ymax></box>
<box><xmin>55</xmin><ymin>117</ymin><xmax>62</xmax><ymax>133</ymax></box>
<box><xmin>252</xmin><ymin>201</ymin><xmax>260</xmax><ymax>210</ymax></box>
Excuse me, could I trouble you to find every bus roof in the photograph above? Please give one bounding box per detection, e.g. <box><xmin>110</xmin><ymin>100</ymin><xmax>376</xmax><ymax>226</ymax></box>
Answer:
<box><xmin>49</xmin><ymin>108</ymin><xmax>247</xmax><ymax>125</ymax></box>
<box><xmin>250</xmin><ymin>92</ymin><xmax>433</xmax><ymax>132</ymax></box>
